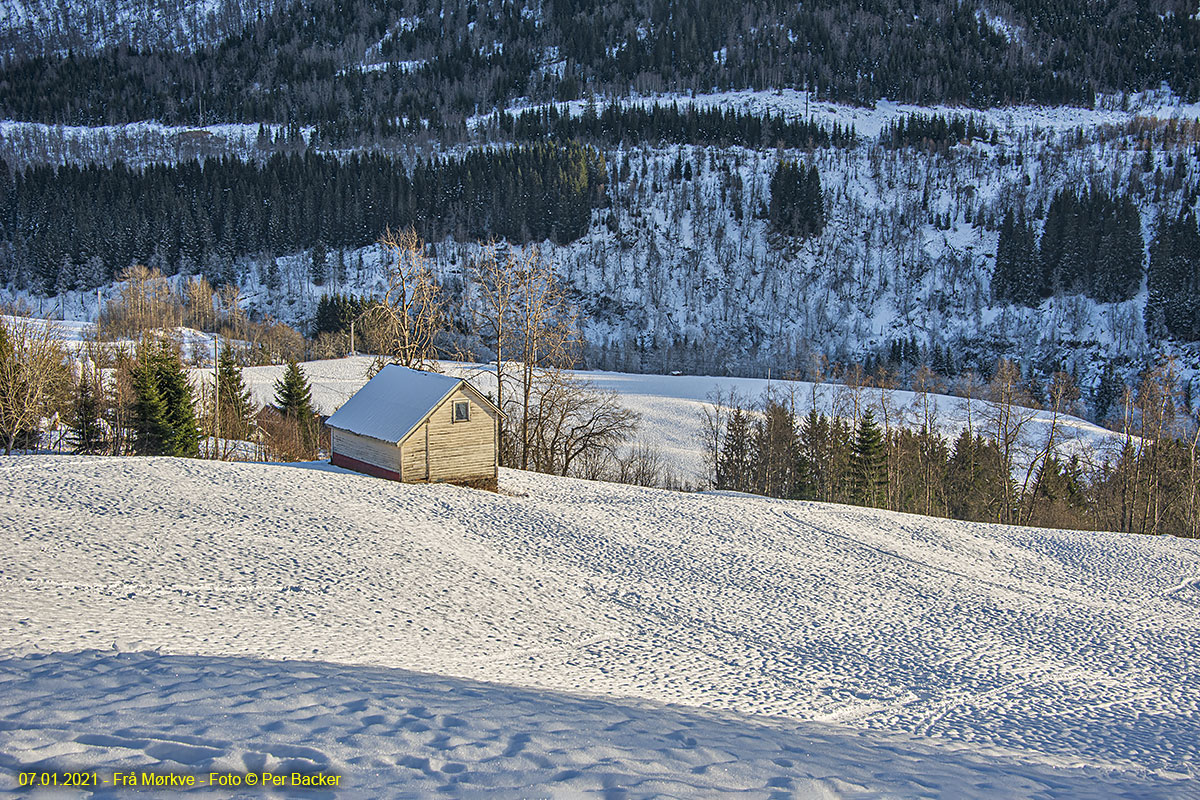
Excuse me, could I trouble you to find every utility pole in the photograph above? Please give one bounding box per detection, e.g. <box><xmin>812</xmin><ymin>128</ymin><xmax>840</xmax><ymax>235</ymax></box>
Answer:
<box><xmin>213</xmin><ymin>333</ymin><xmax>219</xmax><ymax>459</ymax></box>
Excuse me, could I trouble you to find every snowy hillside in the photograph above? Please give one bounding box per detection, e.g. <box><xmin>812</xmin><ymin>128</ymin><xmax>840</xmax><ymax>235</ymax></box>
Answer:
<box><xmin>6</xmin><ymin>90</ymin><xmax>1200</xmax><ymax>397</ymax></box>
<box><xmin>237</xmin><ymin>356</ymin><xmax>1130</xmax><ymax>484</ymax></box>
<box><xmin>2</xmin><ymin>456</ymin><xmax>1198</xmax><ymax>795</ymax></box>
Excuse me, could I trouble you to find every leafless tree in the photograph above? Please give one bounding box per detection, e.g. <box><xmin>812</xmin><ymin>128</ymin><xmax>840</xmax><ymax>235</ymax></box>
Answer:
<box><xmin>1018</xmin><ymin>370</ymin><xmax>1079</xmax><ymax>526</ymax></box>
<box><xmin>615</xmin><ymin>441</ymin><xmax>669</xmax><ymax>487</ymax></box>
<box><xmin>0</xmin><ymin>316</ymin><xmax>71</xmax><ymax>454</ymax></box>
<box><xmin>697</xmin><ymin>385</ymin><xmax>740</xmax><ymax>488</ymax></box>
<box><xmin>525</xmin><ymin>369</ymin><xmax>639</xmax><ymax>477</ymax></box>
<box><xmin>470</xmin><ymin>241</ymin><xmax>521</xmax><ymax>451</ymax></box>
<box><xmin>509</xmin><ymin>250</ymin><xmax>578</xmax><ymax>469</ymax></box>
<box><xmin>99</xmin><ymin>265</ymin><xmax>182</xmax><ymax>339</ymax></box>
<box><xmin>980</xmin><ymin>359</ymin><xmax>1037</xmax><ymax>524</ymax></box>
<box><xmin>182</xmin><ymin>276</ymin><xmax>217</xmax><ymax>331</ymax></box>
<box><xmin>363</xmin><ymin>226</ymin><xmax>445</xmax><ymax>373</ymax></box>
<box><xmin>1134</xmin><ymin>361</ymin><xmax>1178</xmax><ymax>535</ymax></box>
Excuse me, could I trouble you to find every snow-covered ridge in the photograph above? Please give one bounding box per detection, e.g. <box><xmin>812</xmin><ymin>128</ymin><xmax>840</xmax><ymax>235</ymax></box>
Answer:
<box><xmin>5</xmin><ymin>88</ymin><xmax>1199</xmax><ymax>397</ymax></box>
<box><xmin>0</xmin><ymin>120</ymin><xmax>312</xmax><ymax>169</ymax></box>
<box><xmin>1</xmin><ymin>456</ymin><xmax>1197</xmax><ymax>795</ymax></box>
<box><xmin>472</xmin><ymin>88</ymin><xmax>1200</xmax><ymax>139</ymax></box>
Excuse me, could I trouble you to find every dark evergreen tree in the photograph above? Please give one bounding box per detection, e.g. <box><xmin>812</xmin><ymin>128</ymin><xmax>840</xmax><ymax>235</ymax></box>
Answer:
<box><xmin>130</xmin><ymin>350</ymin><xmax>170</xmax><ymax>455</ymax></box>
<box><xmin>993</xmin><ymin>210</ymin><xmax>1042</xmax><ymax>305</ymax></box>
<box><xmin>275</xmin><ymin>361</ymin><xmax>314</xmax><ymax>418</ymax></box>
<box><xmin>1092</xmin><ymin>200</ymin><xmax>1145</xmax><ymax>302</ymax></box>
<box><xmin>800</xmin><ymin>408</ymin><xmax>832</xmax><ymax>502</ymax></box>
<box><xmin>851</xmin><ymin>409</ymin><xmax>886</xmax><ymax>507</ymax></box>
<box><xmin>717</xmin><ymin>407</ymin><xmax>752</xmax><ymax>492</ymax></box>
<box><xmin>69</xmin><ymin>362</ymin><xmax>106</xmax><ymax>454</ymax></box>
<box><xmin>751</xmin><ymin>399</ymin><xmax>800</xmax><ymax>498</ymax></box>
<box><xmin>310</xmin><ymin>241</ymin><xmax>328</xmax><ymax>287</ymax></box>
<box><xmin>130</xmin><ymin>340</ymin><xmax>199</xmax><ymax>457</ymax></box>
<box><xmin>1147</xmin><ymin>212</ymin><xmax>1200</xmax><ymax>340</ymax></box>
<box><xmin>945</xmin><ymin>430</ymin><xmax>1008</xmax><ymax>522</ymax></box>
<box><xmin>769</xmin><ymin>160</ymin><xmax>824</xmax><ymax>239</ymax></box>
<box><xmin>1093</xmin><ymin>361</ymin><xmax>1124</xmax><ymax>421</ymax></box>
<box><xmin>1040</xmin><ymin>190</ymin><xmax>1143</xmax><ymax>303</ymax></box>
<box><xmin>155</xmin><ymin>343</ymin><xmax>200</xmax><ymax>457</ymax></box>
<box><xmin>274</xmin><ymin>360</ymin><xmax>317</xmax><ymax>454</ymax></box>
<box><xmin>215</xmin><ymin>342</ymin><xmax>255</xmax><ymax>442</ymax></box>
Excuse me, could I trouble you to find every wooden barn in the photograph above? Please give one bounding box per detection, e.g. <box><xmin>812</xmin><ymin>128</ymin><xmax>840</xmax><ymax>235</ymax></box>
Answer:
<box><xmin>326</xmin><ymin>365</ymin><xmax>502</xmax><ymax>490</ymax></box>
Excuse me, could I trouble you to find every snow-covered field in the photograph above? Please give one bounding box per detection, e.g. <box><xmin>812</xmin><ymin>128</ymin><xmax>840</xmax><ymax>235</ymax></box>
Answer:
<box><xmin>241</xmin><ymin>356</ymin><xmax>1128</xmax><ymax>484</ymax></box>
<box><xmin>2</xmin><ymin>456</ymin><xmax>1199</xmax><ymax>796</ymax></box>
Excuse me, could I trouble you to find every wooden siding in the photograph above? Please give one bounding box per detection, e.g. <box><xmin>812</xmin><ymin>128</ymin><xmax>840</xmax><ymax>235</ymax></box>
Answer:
<box><xmin>424</xmin><ymin>386</ymin><xmax>498</xmax><ymax>482</ymax></box>
<box><xmin>331</xmin><ymin>429</ymin><xmax>404</xmax><ymax>477</ymax></box>
<box><xmin>401</xmin><ymin>423</ymin><xmax>428</xmax><ymax>481</ymax></box>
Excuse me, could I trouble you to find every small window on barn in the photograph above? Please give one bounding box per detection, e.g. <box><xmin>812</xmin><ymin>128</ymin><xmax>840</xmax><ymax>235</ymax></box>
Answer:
<box><xmin>453</xmin><ymin>400</ymin><xmax>470</xmax><ymax>422</ymax></box>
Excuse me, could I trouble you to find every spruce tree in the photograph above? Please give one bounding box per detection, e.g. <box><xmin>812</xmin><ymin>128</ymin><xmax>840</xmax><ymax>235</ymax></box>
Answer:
<box><xmin>69</xmin><ymin>362</ymin><xmax>106</xmax><ymax>454</ymax></box>
<box><xmin>274</xmin><ymin>360</ymin><xmax>317</xmax><ymax>454</ymax></box>
<box><xmin>216</xmin><ymin>342</ymin><xmax>255</xmax><ymax>442</ymax></box>
<box><xmin>1093</xmin><ymin>362</ymin><xmax>1123</xmax><ymax>421</ymax></box>
<box><xmin>751</xmin><ymin>400</ymin><xmax>800</xmax><ymax>498</ymax></box>
<box><xmin>718</xmin><ymin>407</ymin><xmax>752</xmax><ymax>492</ymax></box>
<box><xmin>154</xmin><ymin>342</ymin><xmax>200</xmax><ymax>457</ymax></box>
<box><xmin>993</xmin><ymin>210</ymin><xmax>1016</xmax><ymax>303</ymax></box>
<box><xmin>851</xmin><ymin>409</ymin><xmax>887</xmax><ymax>507</ymax></box>
<box><xmin>800</xmin><ymin>408</ymin><xmax>831</xmax><ymax>502</ymax></box>
<box><xmin>275</xmin><ymin>361</ymin><xmax>314</xmax><ymax>418</ymax></box>
<box><xmin>130</xmin><ymin>351</ymin><xmax>170</xmax><ymax>455</ymax></box>
<box><xmin>130</xmin><ymin>340</ymin><xmax>199</xmax><ymax>457</ymax></box>
<box><xmin>310</xmin><ymin>241</ymin><xmax>328</xmax><ymax>286</ymax></box>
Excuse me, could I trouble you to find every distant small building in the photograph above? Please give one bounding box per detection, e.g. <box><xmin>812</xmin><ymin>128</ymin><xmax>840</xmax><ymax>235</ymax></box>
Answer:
<box><xmin>326</xmin><ymin>365</ymin><xmax>501</xmax><ymax>490</ymax></box>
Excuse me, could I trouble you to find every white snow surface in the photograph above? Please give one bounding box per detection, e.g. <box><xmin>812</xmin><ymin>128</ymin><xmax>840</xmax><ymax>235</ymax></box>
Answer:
<box><xmin>242</xmin><ymin>357</ymin><xmax>1128</xmax><ymax>484</ymax></box>
<box><xmin>325</xmin><ymin>365</ymin><xmax>462</xmax><ymax>444</ymax></box>
<box><xmin>1</xmin><ymin>455</ymin><xmax>1199</xmax><ymax>796</ymax></box>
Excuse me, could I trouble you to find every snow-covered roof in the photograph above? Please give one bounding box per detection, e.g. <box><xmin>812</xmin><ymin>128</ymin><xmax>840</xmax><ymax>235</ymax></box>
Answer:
<box><xmin>326</xmin><ymin>365</ymin><xmax>463</xmax><ymax>444</ymax></box>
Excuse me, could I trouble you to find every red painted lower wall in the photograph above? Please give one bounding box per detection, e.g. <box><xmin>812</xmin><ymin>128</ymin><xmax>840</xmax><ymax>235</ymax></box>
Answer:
<box><xmin>330</xmin><ymin>451</ymin><xmax>402</xmax><ymax>482</ymax></box>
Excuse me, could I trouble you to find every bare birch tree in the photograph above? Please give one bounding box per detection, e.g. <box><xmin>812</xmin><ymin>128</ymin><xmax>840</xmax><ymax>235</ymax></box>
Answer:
<box><xmin>470</xmin><ymin>241</ymin><xmax>520</xmax><ymax>459</ymax></box>
<box><xmin>1018</xmin><ymin>370</ymin><xmax>1079</xmax><ymax>526</ymax></box>
<box><xmin>525</xmin><ymin>368</ymin><xmax>639</xmax><ymax>476</ymax></box>
<box><xmin>510</xmin><ymin>249</ymin><xmax>578</xmax><ymax>470</ymax></box>
<box><xmin>981</xmin><ymin>359</ymin><xmax>1036</xmax><ymax>524</ymax></box>
<box><xmin>364</xmin><ymin>226</ymin><xmax>445</xmax><ymax>373</ymax></box>
<box><xmin>0</xmin><ymin>316</ymin><xmax>70</xmax><ymax>454</ymax></box>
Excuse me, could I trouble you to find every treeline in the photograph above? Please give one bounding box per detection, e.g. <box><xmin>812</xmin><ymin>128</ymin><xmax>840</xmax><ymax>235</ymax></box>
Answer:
<box><xmin>0</xmin><ymin>313</ymin><xmax>324</xmax><ymax>461</ymax></box>
<box><xmin>706</xmin><ymin>361</ymin><xmax>1200</xmax><ymax>538</ymax></box>
<box><xmin>881</xmin><ymin>113</ymin><xmax>994</xmax><ymax>150</ymax></box>
<box><xmin>492</xmin><ymin>103</ymin><xmax>856</xmax><ymax>149</ymax></box>
<box><xmin>95</xmin><ymin>266</ymin><xmax>306</xmax><ymax>364</ymax></box>
<box><xmin>993</xmin><ymin>190</ymin><xmax>1145</xmax><ymax>306</ymax></box>
<box><xmin>0</xmin><ymin>0</ymin><xmax>1197</xmax><ymax>134</ymax></box>
<box><xmin>0</xmin><ymin>142</ymin><xmax>607</xmax><ymax>293</ymax></box>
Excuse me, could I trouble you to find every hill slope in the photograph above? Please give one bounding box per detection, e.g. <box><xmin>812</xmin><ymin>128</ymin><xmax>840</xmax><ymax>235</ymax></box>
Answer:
<box><xmin>2</xmin><ymin>455</ymin><xmax>1198</xmax><ymax>794</ymax></box>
